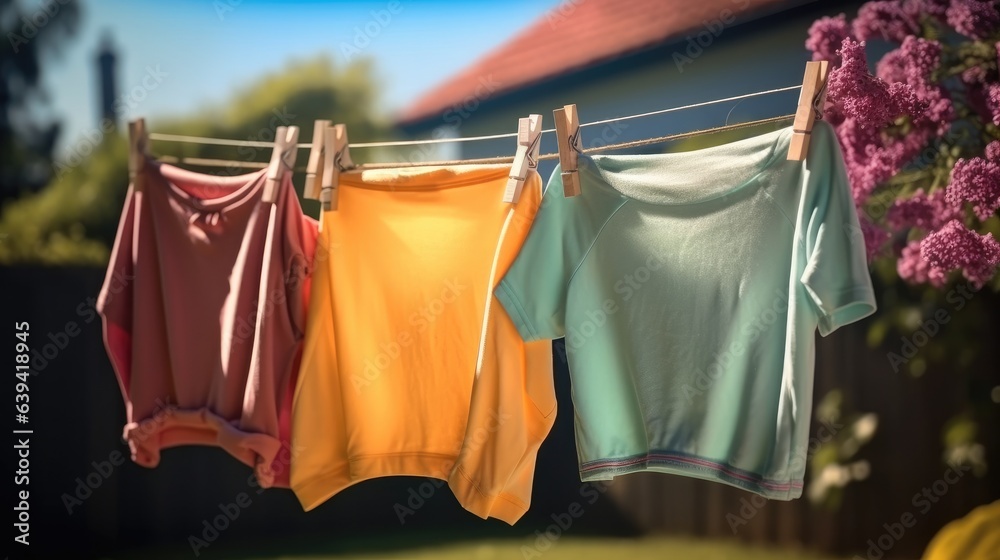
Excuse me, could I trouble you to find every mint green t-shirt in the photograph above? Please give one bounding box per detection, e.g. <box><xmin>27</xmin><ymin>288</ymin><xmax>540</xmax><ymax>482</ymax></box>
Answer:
<box><xmin>495</xmin><ymin>121</ymin><xmax>876</xmax><ymax>499</ymax></box>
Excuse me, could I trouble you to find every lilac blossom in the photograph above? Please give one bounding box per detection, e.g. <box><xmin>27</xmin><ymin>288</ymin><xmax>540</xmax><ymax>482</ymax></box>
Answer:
<box><xmin>860</xmin><ymin>215</ymin><xmax>891</xmax><ymax>260</ymax></box>
<box><xmin>965</xmin><ymin>79</ymin><xmax>996</xmax><ymax>125</ymax></box>
<box><xmin>986</xmin><ymin>140</ymin><xmax>1000</xmax><ymax>162</ymax></box>
<box><xmin>961</xmin><ymin>65</ymin><xmax>989</xmax><ymax>85</ymax></box>
<box><xmin>946</xmin><ymin>157</ymin><xmax>1000</xmax><ymax>221</ymax></box>
<box><xmin>887</xmin><ymin>189</ymin><xmax>962</xmax><ymax>230</ymax></box>
<box><xmin>808</xmin><ymin>2</ymin><xmax>999</xmax><ymax>288</ymax></box>
<box><xmin>898</xmin><ymin>239</ymin><xmax>946</xmax><ymax>286</ymax></box>
<box><xmin>806</xmin><ymin>14</ymin><xmax>853</xmax><ymax>65</ymax></box>
<box><xmin>837</xmin><ymin>115</ymin><xmax>935</xmax><ymax>202</ymax></box>
<box><xmin>828</xmin><ymin>39</ymin><xmax>901</xmax><ymax>129</ymax></box>
<box><xmin>854</xmin><ymin>1</ymin><xmax>921</xmax><ymax>42</ymax></box>
<box><xmin>921</xmin><ymin>220</ymin><xmax>1000</xmax><ymax>288</ymax></box>
<box><xmin>946</xmin><ymin>0</ymin><xmax>1000</xmax><ymax>40</ymax></box>
<box><xmin>877</xmin><ymin>48</ymin><xmax>908</xmax><ymax>84</ymax></box>
<box><xmin>988</xmin><ymin>83</ymin><xmax>1000</xmax><ymax>126</ymax></box>
<box><xmin>906</xmin><ymin>0</ymin><xmax>950</xmax><ymax>19</ymax></box>
<box><xmin>896</xmin><ymin>37</ymin><xmax>954</xmax><ymax>133</ymax></box>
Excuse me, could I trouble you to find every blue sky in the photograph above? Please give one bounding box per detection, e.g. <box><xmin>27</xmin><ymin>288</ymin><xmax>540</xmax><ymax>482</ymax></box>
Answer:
<box><xmin>42</xmin><ymin>0</ymin><xmax>560</xmax><ymax>155</ymax></box>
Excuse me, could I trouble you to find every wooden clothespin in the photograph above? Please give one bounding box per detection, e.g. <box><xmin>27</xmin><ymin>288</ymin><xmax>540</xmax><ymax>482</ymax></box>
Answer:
<box><xmin>128</xmin><ymin>118</ymin><xmax>149</xmax><ymax>192</ymax></box>
<box><xmin>320</xmin><ymin>123</ymin><xmax>354</xmax><ymax>212</ymax></box>
<box><xmin>263</xmin><ymin>126</ymin><xmax>299</xmax><ymax>204</ymax></box>
<box><xmin>304</xmin><ymin>119</ymin><xmax>331</xmax><ymax>200</ymax></box>
<box><xmin>553</xmin><ymin>104</ymin><xmax>582</xmax><ymax>197</ymax></box>
<box><xmin>787</xmin><ymin>60</ymin><xmax>830</xmax><ymax>161</ymax></box>
<box><xmin>503</xmin><ymin>114</ymin><xmax>543</xmax><ymax>203</ymax></box>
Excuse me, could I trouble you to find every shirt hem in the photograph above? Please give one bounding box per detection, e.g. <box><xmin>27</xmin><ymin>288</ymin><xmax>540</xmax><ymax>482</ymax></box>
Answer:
<box><xmin>290</xmin><ymin>463</ymin><xmax>351</xmax><ymax>512</ymax></box>
<box><xmin>123</xmin><ymin>407</ymin><xmax>287</xmax><ymax>488</ymax></box>
<box><xmin>815</xmin><ymin>285</ymin><xmax>877</xmax><ymax>337</ymax></box>
<box><xmin>449</xmin><ymin>464</ymin><xmax>529</xmax><ymax>525</ymax></box>
<box><xmin>293</xmin><ymin>452</ymin><xmax>457</xmax><ymax>511</ymax></box>
<box><xmin>291</xmin><ymin>452</ymin><xmax>530</xmax><ymax>523</ymax></box>
<box><xmin>579</xmin><ymin>450</ymin><xmax>803</xmax><ymax>501</ymax></box>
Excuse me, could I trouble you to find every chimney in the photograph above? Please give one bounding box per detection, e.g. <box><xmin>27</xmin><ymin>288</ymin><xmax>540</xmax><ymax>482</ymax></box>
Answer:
<box><xmin>97</xmin><ymin>31</ymin><xmax>118</xmax><ymax>128</ymax></box>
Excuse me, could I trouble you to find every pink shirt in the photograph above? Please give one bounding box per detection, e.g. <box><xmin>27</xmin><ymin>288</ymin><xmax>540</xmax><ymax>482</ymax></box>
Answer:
<box><xmin>98</xmin><ymin>162</ymin><xmax>317</xmax><ymax>488</ymax></box>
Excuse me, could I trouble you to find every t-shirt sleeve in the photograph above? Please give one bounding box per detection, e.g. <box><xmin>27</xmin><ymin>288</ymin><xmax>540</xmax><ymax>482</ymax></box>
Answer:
<box><xmin>97</xmin><ymin>186</ymin><xmax>137</xmax><ymax>405</ymax></box>
<box><xmin>799</xmin><ymin>122</ymin><xmax>877</xmax><ymax>337</ymax></box>
<box><xmin>495</xmin><ymin>166</ymin><xmax>617</xmax><ymax>341</ymax></box>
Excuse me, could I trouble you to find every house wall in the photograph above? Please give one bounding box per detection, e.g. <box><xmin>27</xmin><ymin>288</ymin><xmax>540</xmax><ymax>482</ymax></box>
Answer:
<box><xmin>402</xmin><ymin>2</ymin><xmax>864</xmax><ymax>182</ymax></box>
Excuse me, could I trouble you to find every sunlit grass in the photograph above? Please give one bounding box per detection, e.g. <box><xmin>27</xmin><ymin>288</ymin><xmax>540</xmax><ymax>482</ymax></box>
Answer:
<box><xmin>265</xmin><ymin>537</ymin><xmax>846</xmax><ymax>560</ymax></box>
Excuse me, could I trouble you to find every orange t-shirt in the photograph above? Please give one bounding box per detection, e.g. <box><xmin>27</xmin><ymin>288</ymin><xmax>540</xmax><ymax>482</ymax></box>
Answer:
<box><xmin>291</xmin><ymin>165</ymin><xmax>555</xmax><ymax>524</ymax></box>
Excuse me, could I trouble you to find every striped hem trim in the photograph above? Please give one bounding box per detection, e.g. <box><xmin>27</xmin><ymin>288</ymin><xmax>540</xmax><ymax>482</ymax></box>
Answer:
<box><xmin>580</xmin><ymin>451</ymin><xmax>802</xmax><ymax>495</ymax></box>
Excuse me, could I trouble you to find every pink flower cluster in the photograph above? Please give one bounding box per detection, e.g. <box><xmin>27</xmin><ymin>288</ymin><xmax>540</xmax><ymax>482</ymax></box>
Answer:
<box><xmin>861</xmin><ymin>215</ymin><xmax>892</xmax><ymax>261</ymax></box>
<box><xmin>826</xmin><ymin>38</ymin><xmax>941</xmax><ymax>201</ymax></box>
<box><xmin>989</xmin><ymin>83</ymin><xmax>1000</xmax><ymax>126</ymax></box>
<box><xmin>961</xmin><ymin>42</ymin><xmax>1000</xmax><ymax>126</ymax></box>
<box><xmin>806</xmin><ymin>0</ymin><xmax>1000</xmax><ymax>289</ymax></box>
<box><xmin>896</xmin><ymin>37</ymin><xmax>955</xmax><ymax>133</ymax></box>
<box><xmin>898</xmin><ymin>239</ymin><xmax>946</xmax><ymax>286</ymax></box>
<box><xmin>946</xmin><ymin>155</ymin><xmax>1000</xmax><ymax>221</ymax></box>
<box><xmin>806</xmin><ymin>0</ymin><xmax>1000</xmax><ymax>287</ymax></box>
<box><xmin>945</xmin><ymin>0</ymin><xmax>1000</xmax><ymax>40</ymax></box>
<box><xmin>854</xmin><ymin>1</ymin><xmax>921</xmax><ymax>42</ymax></box>
<box><xmin>920</xmin><ymin>220</ymin><xmax>1000</xmax><ymax>288</ymax></box>
<box><xmin>987</xmin><ymin>140</ymin><xmax>1000</xmax><ymax>162</ymax></box>
<box><xmin>910</xmin><ymin>0</ymin><xmax>951</xmax><ymax>19</ymax></box>
<box><xmin>887</xmin><ymin>188</ymin><xmax>962</xmax><ymax>230</ymax></box>
<box><xmin>829</xmin><ymin>39</ymin><xmax>912</xmax><ymax>129</ymax></box>
<box><xmin>806</xmin><ymin>14</ymin><xmax>851</xmax><ymax>65</ymax></box>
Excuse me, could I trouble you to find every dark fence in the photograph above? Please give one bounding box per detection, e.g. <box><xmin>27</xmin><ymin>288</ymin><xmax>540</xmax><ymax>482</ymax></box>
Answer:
<box><xmin>3</xmin><ymin>265</ymin><xmax>997</xmax><ymax>560</ymax></box>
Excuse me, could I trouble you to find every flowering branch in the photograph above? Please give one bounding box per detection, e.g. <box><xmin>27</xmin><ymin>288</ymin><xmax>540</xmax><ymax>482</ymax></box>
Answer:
<box><xmin>807</xmin><ymin>0</ymin><xmax>1000</xmax><ymax>289</ymax></box>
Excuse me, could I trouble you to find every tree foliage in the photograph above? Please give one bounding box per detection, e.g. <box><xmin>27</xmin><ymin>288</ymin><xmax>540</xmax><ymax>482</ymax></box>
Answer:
<box><xmin>1</xmin><ymin>0</ymin><xmax>82</xmax><ymax>200</ymax></box>
<box><xmin>0</xmin><ymin>55</ymin><xmax>388</xmax><ymax>264</ymax></box>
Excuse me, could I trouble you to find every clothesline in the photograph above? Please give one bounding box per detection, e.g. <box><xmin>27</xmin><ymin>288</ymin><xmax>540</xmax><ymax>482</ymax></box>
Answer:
<box><xmin>147</xmin><ymin>85</ymin><xmax>802</xmax><ymax>150</ymax></box>
<box><xmin>156</xmin><ymin>113</ymin><xmax>795</xmax><ymax>171</ymax></box>
<box><xmin>106</xmin><ymin>60</ymin><xmax>846</xmax><ymax>516</ymax></box>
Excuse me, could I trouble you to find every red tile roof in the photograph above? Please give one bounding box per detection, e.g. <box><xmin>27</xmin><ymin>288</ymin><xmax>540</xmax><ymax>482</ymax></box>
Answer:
<box><xmin>396</xmin><ymin>0</ymin><xmax>795</xmax><ymax>126</ymax></box>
